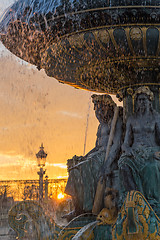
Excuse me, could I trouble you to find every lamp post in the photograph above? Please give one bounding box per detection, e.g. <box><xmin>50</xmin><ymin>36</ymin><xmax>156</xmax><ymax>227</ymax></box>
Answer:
<box><xmin>36</xmin><ymin>143</ymin><xmax>47</xmax><ymax>202</ymax></box>
<box><xmin>45</xmin><ymin>175</ymin><xmax>49</xmax><ymax>201</ymax></box>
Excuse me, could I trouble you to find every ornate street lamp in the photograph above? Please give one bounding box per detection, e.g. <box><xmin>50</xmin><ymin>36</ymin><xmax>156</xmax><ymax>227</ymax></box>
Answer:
<box><xmin>36</xmin><ymin>143</ymin><xmax>47</xmax><ymax>202</ymax></box>
<box><xmin>45</xmin><ymin>175</ymin><xmax>49</xmax><ymax>201</ymax></box>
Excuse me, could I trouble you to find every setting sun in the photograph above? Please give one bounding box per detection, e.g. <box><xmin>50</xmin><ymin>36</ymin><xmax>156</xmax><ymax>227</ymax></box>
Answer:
<box><xmin>57</xmin><ymin>193</ymin><xmax>65</xmax><ymax>200</ymax></box>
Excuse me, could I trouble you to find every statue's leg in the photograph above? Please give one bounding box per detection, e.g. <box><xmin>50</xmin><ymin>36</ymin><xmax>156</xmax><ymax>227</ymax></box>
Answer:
<box><xmin>141</xmin><ymin>162</ymin><xmax>160</xmax><ymax>203</ymax></box>
<box><xmin>119</xmin><ymin>164</ymin><xmax>138</xmax><ymax>191</ymax></box>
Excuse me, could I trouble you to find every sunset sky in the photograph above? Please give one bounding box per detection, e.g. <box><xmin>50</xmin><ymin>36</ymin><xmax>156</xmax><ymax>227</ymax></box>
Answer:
<box><xmin>0</xmin><ymin>0</ymin><xmax>120</xmax><ymax>180</ymax></box>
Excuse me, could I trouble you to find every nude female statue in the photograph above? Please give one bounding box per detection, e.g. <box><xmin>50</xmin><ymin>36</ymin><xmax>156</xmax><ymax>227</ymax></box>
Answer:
<box><xmin>119</xmin><ymin>86</ymin><xmax>160</xmax><ymax>206</ymax></box>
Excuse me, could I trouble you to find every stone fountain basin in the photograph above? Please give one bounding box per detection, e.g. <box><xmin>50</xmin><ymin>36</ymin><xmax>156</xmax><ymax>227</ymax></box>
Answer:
<box><xmin>0</xmin><ymin>0</ymin><xmax>160</xmax><ymax>93</ymax></box>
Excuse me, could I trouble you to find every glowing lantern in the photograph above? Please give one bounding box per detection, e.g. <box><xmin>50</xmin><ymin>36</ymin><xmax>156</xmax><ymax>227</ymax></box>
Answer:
<box><xmin>36</xmin><ymin>143</ymin><xmax>47</xmax><ymax>168</ymax></box>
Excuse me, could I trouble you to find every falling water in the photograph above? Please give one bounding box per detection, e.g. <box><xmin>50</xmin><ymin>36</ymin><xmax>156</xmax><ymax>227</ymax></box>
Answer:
<box><xmin>83</xmin><ymin>93</ymin><xmax>92</xmax><ymax>156</ymax></box>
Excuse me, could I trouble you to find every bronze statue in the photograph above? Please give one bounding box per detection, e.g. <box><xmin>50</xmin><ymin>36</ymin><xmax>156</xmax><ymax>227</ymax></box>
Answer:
<box><xmin>119</xmin><ymin>86</ymin><xmax>160</xmax><ymax>206</ymax></box>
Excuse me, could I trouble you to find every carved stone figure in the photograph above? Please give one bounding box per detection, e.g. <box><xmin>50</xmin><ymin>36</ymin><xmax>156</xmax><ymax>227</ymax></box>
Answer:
<box><xmin>119</xmin><ymin>86</ymin><xmax>160</xmax><ymax>207</ymax></box>
<box><xmin>65</xmin><ymin>94</ymin><xmax>123</xmax><ymax>216</ymax></box>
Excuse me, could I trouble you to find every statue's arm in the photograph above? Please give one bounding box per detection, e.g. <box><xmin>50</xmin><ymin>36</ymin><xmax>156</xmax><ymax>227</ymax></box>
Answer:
<box><xmin>103</xmin><ymin>117</ymin><xmax>123</xmax><ymax>173</ymax></box>
<box><xmin>109</xmin><ymin>117</ymin><xmax>123</xmax><ymax>157</ymax></box>
<box><xmin>95</xmin><ymin>124</ymin><xmax>101</xmax><ymax>147</ymax></box>
<box><xmin>85</xmin><ymin>147</ymin><xmax>98</xmax><ymax>157</ymax></box>
<box><xmin>121</xmin><ymin>117</ymin><xmax>133</xmax><ymax>153</ymax></box>
<box><xmin>155</xmin><ymin>114</ymin><xmax>160</xmax><ymax>145</ymax></box>
<box><xmin>85</xmin><ymin>124</ymin><xmax>101</xmax><ymax>157</ymax></box>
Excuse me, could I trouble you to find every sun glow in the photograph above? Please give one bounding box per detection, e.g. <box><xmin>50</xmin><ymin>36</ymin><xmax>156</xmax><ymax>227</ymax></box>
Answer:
<box><xmin>57</xmin><ymin>192</ymin><xmax>65</xmax><ymax>200</ymax></box>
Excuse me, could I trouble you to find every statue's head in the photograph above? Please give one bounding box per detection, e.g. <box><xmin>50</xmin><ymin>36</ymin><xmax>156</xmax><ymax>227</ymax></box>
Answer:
<box><xmin>91</xmin><ymin>94</ymin><xmax>116</xmax><ymax>123</ymax></box>
<box><xmin>133</xmin><ymin>86</ymin><xmax>153</xmax><ymax>113</ymax></box>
